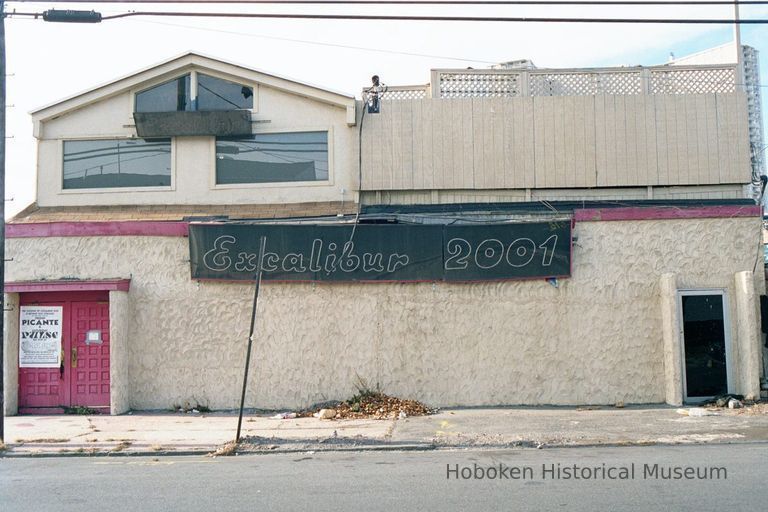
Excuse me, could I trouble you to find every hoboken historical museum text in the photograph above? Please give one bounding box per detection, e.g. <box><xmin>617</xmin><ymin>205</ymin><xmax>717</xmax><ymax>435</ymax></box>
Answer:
<box><xmin>446</xmin><ymin>463</ymin><xmax>727</xmax><ymax>481</ymax></box>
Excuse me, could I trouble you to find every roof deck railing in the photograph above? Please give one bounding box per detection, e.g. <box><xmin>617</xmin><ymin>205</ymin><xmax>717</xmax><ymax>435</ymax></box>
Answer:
<box><xmin>363</xmin><ymin>64</ymin><xmax>738</xmax><ymax>99</ymax></box>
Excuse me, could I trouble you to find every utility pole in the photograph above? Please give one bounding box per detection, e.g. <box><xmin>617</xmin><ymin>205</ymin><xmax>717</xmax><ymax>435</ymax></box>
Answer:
<box><xmin>0</xmin><ymin>6</ymin><xmax>100</xmax><ymax>444</ymax></box>
<box><xmin>1</xmin><ymin>0</ymin><xmax>7</xmax><ymax>444</ymax></box>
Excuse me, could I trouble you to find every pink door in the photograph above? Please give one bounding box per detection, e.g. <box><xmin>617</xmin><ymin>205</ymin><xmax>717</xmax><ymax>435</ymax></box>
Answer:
<box><xmin>18</xmin><ymin>292</ymin><xmax>110</xmax><ymax>414</ymax></box>
<box><xmin>70</xmin><ymin>301</ymin><xmax>111</xmax><ymax>409</ymax></box>
<box><xmin>17</xmin><ymin>300</ymin><xmax>68</xmax><ymax>411</ymax></box>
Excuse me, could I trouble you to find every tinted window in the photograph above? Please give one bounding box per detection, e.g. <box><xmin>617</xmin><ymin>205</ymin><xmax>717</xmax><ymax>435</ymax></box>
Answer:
<box><xmin>63</xmin><ymin>139</ymin><xmax>172</xmax><ymax>189</ymax></box>
<box><xmin>135</xmin><ymin>75</ymin><xmax>191</xmax><ymax>112</ymax></box>
<box><xmin>216</xmin><ymin>132</ymin><xmax>328</xmax><ymax>184</ymax></box>
<box><xmin>197</xmin><ymin>74</ymin><xmax>253</xmax><ymax>111</ymax></box>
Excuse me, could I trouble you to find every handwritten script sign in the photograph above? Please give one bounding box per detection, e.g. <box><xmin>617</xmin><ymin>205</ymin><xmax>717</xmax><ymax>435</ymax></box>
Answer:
<box><xmin>189</xmin><ymin>222</ymin><xmax>571</xmax><ymax>282</ymax></box>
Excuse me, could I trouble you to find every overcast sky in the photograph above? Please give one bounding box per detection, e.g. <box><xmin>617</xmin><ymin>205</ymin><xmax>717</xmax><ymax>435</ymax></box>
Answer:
<box><xmin>3</xmin><ymin>1</ymin><xmax>766</xmax><ymax>216</ymax></box>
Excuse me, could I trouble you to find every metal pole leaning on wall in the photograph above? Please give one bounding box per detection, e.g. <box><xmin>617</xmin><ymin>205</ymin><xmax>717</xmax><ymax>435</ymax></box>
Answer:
<box><xmin>235</xmin><ymin>236</ymin><xmax>267</xmax><ymax>443</ymax></box>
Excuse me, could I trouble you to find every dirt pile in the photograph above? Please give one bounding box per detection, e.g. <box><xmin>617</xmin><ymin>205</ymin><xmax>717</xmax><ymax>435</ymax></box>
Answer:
<box><xmin>301</xmin><ymin>392</ymin><xmax>436</xmax><ymax>420</ymax></box>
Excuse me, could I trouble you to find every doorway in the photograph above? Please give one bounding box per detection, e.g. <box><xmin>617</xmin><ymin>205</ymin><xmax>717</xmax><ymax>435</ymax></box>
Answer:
<box><xmin>678</xmin><ymin>290</ymin><xmax>732</xmax><ymax>402</ymax></box>
<box><xmin>18</xmin><ymin>291</ymin><xmax>111</xmax><ymax>414</ymax></box>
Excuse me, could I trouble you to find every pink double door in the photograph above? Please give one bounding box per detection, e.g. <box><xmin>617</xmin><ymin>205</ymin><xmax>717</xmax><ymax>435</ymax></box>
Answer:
<box><xmin>18</xmin><ymin>292</ymin><xmax>111</xmax><ymax>414</ymax></box>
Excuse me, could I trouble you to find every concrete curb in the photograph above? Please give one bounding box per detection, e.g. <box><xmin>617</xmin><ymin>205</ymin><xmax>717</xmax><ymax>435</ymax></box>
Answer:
<box><xmin>4</xmin><ymin>438</ymin><xmax>768</xmax><ymax>458</ymax></box>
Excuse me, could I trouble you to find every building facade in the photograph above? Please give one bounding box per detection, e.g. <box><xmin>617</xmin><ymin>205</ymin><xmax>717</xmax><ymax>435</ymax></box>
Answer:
<box><xmin>3</xmin><ymin>51</ymin><xmax>765</xmax><ymax>414</ymax></box>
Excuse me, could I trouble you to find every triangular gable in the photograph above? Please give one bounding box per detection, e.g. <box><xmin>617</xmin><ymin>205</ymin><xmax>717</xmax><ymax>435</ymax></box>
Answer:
<box><xmin>31</xmin><ymin>51</ymin><xmax>356</xmax><ymax>129</ymax></box>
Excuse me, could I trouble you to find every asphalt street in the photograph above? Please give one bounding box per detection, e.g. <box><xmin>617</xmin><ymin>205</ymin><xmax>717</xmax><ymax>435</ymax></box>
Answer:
<box><xmin>1</xmin><ymin>443</ymin><xmax>766</xmax><ymax>512</ymax></box>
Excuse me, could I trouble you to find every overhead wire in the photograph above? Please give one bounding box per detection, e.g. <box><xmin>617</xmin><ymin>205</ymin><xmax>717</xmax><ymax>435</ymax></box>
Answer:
<box><xmin>8</xmin><ymin>0</ymin><xmax>768</xmax><ymax>5</ymax></box>
<box><xmin>6</xmin><ymin>9</ymin><xmax>768</xmax><ymax>24</ymax></box>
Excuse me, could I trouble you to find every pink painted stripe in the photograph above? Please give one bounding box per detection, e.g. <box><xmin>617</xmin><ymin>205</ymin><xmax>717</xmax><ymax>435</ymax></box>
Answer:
<box><xmin>5</xmin><ymin>279</ymin><xmax>131</xmax><ymax>293</ymax></box>
<box><xmin>574</xmin><ymin>205</ymin><xmax>762</xmax><ymax>222</ymax></box>
<box><xmin>6</xmin><ymin>221</ymin><xmax>189</xmax><ymax>238</ymax></box>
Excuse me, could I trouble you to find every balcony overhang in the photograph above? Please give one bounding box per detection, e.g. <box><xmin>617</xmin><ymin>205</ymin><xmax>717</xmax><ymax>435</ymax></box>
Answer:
<box><xmin>134</xmin><ymin>110</ymin><xmax>252</xmax><ymax>138</ymax></box>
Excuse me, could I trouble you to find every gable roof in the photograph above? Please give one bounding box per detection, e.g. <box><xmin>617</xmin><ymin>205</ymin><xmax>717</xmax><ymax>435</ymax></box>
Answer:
<box><xmin>31</xmin><ymin>51</ymin><xmax>356</xmax><ymax>126</ymax></box>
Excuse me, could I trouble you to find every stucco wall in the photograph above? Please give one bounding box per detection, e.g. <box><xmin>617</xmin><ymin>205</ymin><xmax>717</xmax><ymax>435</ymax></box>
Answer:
<box><xmin>109</xmin><ymin>290</ymin><xmax>131</xmax><ymax>414</ymax></box>
<box><xmin>4</xmin><ymin>216</ymin><xmax>763</xmax><ymax>409</ymax></box>
<box><xmin>36</xmin><ymin>86</ymin><xmax>356</xmax><ymax>208</ymax></box>
<box><xmin>3</xmin><ymin>293</ymin><xmax>20</xmax><ymax>415</ymax></box>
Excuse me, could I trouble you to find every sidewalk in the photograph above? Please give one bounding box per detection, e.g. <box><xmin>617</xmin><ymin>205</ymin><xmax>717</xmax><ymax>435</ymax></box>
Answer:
<box><xmin>2</xmin><ymin>405</ymin><xmax>768</xmax><ymax>457</ymax></box>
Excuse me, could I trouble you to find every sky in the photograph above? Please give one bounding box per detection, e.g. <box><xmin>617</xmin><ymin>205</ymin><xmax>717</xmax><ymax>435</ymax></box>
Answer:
<box><xmin>2</xmin><ymin>0</ymin><xmax>767</xmax><ymax>217</ymax></box>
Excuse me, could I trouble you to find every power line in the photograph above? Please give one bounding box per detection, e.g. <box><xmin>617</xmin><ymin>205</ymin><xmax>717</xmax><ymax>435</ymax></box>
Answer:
<box><xmin>9</xmin><ymin>10</ymin><xmax>768</xmax><ymax>23</ymax></box>
<box><xmin>8</xmin><ymin>1</ymin><xmax>768</xmax><ymax>5</ymax></box>
<box><xmin>129</xmin><ymin>19</ymin><xmax>768</xmax><ymax>74</ymax></box>
<box><xmin>131</xmin><ymin>18</ymin><xmax>498</xmax><ymax>64</ymax></box>
<box><xmin>91</xmin><ymin>11</ymin><xmax>768</xmax><ymax>23</ymax></box>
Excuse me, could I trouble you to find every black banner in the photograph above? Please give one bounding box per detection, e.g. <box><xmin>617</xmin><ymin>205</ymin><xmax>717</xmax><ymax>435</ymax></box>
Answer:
<box><xmin>188</xmin><ymin>221</ymin><xmax>571</xmax><ymax>282</ymax></box>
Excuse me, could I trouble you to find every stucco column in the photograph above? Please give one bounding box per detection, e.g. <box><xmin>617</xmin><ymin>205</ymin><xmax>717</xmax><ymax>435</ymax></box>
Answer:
<box><xmin>3</xmin><ymin>293</ymin><xmax>19</xmax><ymax>416</ymax></box>
<box><xmin>109</xmin><ymin>290</ymin><xmax>131</xmax><ymax>415</ymax></box>
<box><xmin>734</xmin><ymin>271</ymin><xmax>761</xmax><ymax>400</ymax></box>
<box><xmin>660</xmin><ymin>273</ymin><xmax>683</xmax><ymax>406</ymax></box>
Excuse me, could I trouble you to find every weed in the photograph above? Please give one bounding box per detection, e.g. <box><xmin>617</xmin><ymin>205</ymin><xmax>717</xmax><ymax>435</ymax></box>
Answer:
<box><xmin>63</xmin><ymin>405</ymin><xmax>98</xmax><ymax>415</ymax></box>
<box><xmin>349</xmin><ymin>373</ymin><xmax>382</xmax><ymax>406</ymax></box>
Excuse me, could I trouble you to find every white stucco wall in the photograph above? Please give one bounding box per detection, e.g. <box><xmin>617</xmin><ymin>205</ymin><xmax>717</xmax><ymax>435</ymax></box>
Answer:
<box><xmin>35</xmin><ymin>83</ymin><xmax>357</xmax><ymax>208</ymax></box>
<box><xmin>660</xmin><ymin>273</ymin><xmax>683</xmax><ymax>406</ymax></box>
<box><xmin>109</xmin><ymin>290</ymin><xmax>131</xmax><ymax>415</ymax></box>
<box><xmin>3</xmin><ymin>216</ymin><xmax>763</xmax><ymax>410</ymax></box>
<box><xmin>3</xmin><ymin>293</ymin><xmax>20</xmax><ymax>416</ymax></box>
<box><xmin>734</xmin><ymin>271</ymin><xmax>763</xmax><ymax>399</ymax></box>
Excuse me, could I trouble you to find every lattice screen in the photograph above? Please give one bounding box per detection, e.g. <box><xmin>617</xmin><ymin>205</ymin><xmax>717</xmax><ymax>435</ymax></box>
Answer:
<box><xmin>381</xmin><ymin>88</ymin><xmax>428</xmax><ymax>100</ymax></box>
<box><xmin>362</xmin><ymin>86</ymin><xmax>428</xmax><ymax>100</ymax></box>
<box><xmin>529</xmin><ymin>72</ymin><xmax>641</xmax><ymax>96</ymax></box>
<box><xmin>368</xmin><ymin>66</ymin><xmax>738</xmax><ymax>99</ymax></box>
<box><xmin>650</xmin><ymin>68</ymin><xmax>736</xmax><ymax>94</ymax></box>
<box><xmin>439</xmin><ymin>72</ymin><xmax>521</xmax><ymax>98</ymax></box>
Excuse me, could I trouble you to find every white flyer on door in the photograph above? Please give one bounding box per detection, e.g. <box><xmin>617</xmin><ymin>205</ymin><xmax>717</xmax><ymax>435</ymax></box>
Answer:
<box><xmin>19</xmin><ymin>306</ymin><xmax>63</xmax><ymax>368</ymax></box>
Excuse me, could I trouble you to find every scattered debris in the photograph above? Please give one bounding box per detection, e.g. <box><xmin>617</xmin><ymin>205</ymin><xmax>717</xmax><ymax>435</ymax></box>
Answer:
<box><xmin>271</xmin><ymin>412</ymin><xmax>298</xmax><ymax>420</ymax></box>
<box><xmin>729</xmin><ymin>402</ymin><xmax>768</xmax><ymax>415</ymax></box>
<box><xmin>111</xmin><ymin>441</ymin><xmax>132</xmax><ymax>452</ymax></box>
<box><xmin>676</xmin><ymin>408</ymin><xmax>718</xmax><ymax>417</ymax></box>
<box><xmin>314</xmin><ymin>408</ymin><xmax>337</xmax><ymax>420</ymax></box>
<box><xmin>300</xmin><ymin>392</ymin><xmax>435</xmax><ymax>420</ymax></box>
<box><xmin>173</xmin><ymin>401</ymin><xmax>211</xmax><ymax>414</ymax></box>
<box><xmin>704</xmin><ymin>393</ymin><xmax>746</xmax><ymax>408</ymax></box>
<box><xmin>208</xmin><ymin>441</ymin><xmax>239</xmax><ymax>457</ymax></box>
<box><xmin>15</xmin><ymin>438</ymin><xmax>70</xmax><ymax>444</ymax></box>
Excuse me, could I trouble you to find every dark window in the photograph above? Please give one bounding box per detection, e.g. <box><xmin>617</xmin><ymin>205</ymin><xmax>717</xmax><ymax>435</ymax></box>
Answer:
<box><xmin>135</xmin><ymin>75</ymin><xmax>191</xmax><ymax>112</ymax></box>
<box><xmin>198</xmin><ymin>74</ymin><xmax>253</xmax><ymax>111</ymax></box>
<box><xmin>216</xmin><ymin>132</ymin><xmax>328</xmax><ymax>184</ymax></box>
<box><xmin>63</xmin><ymin>139</ymin><xmax>172</xmax><ymax>189</ymax></box>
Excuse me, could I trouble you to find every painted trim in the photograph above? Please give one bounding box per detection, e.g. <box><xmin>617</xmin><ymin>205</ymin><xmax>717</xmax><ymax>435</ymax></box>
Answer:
<box><xmin>6</xmin><ymin>279</ymin><xmax>131</xmax><ymax>293</ymax></box>
<box><xmin>6</xmin><ymin>221</ymin><xmax>189</xmax><ymax>238</ymax></box>
<box><xmin>574</xmin><ymin>205</ymin><xmax>761</xmax><ymax>222</ymax></box>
